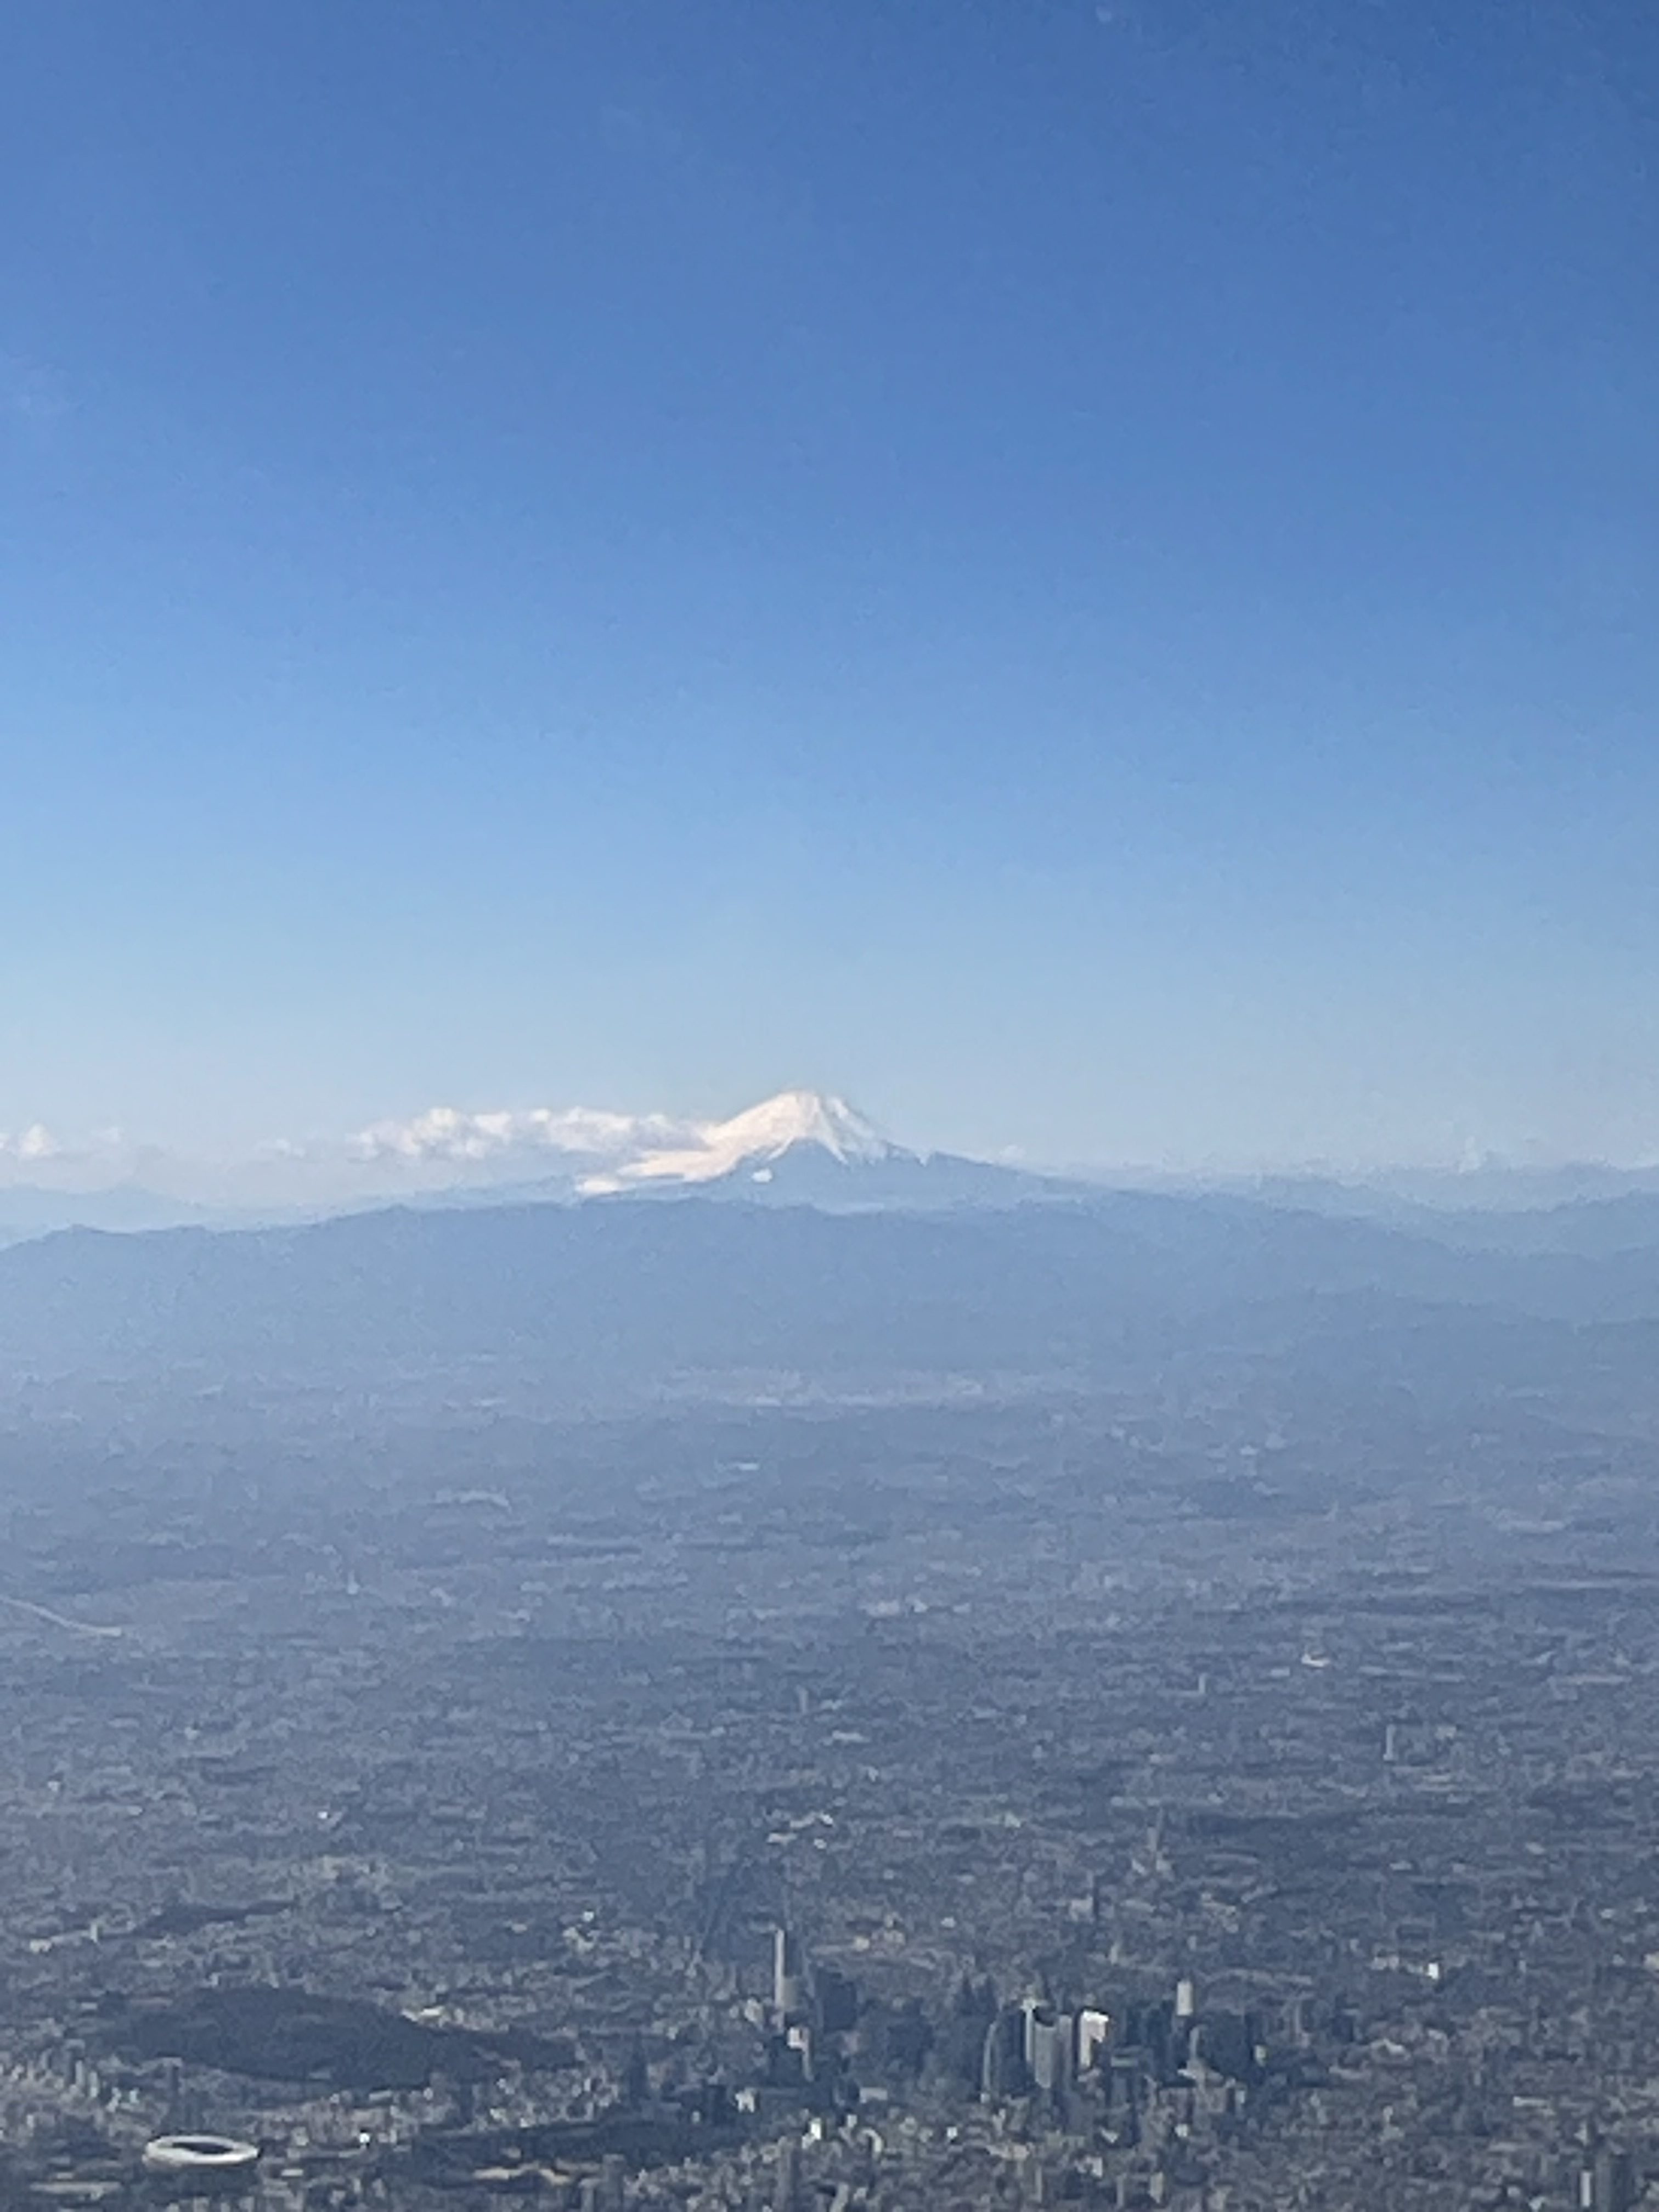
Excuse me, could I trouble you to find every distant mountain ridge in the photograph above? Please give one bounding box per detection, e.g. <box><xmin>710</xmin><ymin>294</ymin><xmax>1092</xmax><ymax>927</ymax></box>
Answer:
<box><xmin>7</xmin><ymin>1182</ymin><xmax>1659</xmax><ymax>1409</ymax></box>
<box><xmin>0</xmin><ymin>1182</ymin><xmax>213</xmax><ymax>1245</ymax></box>
<box><xmin>5</xmin><ymin>1085</ymin><xmax>1659</xmax><ymax>1242</ymax></box>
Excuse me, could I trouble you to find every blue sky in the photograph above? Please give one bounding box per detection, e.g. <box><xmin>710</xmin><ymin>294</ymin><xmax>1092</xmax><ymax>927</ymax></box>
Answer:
<box><xmin>4</xmin><ymin>0</ymin><xmax>1657</xmax><ymax>1176</ymax></box>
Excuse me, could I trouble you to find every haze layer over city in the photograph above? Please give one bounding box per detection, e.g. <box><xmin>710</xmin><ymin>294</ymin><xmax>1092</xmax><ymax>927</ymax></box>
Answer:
<box><xmin>4</xmin><ymin>5</ymin><xmax>1659</xmax><ymax>2212</ymax></box>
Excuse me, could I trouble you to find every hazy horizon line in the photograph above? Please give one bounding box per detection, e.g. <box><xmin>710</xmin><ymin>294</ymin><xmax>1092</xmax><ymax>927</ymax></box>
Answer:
<box><xmin>2</xmin><ymin>1082</ymin><xmax>1658</xmax><ymax>1214</ymax></box>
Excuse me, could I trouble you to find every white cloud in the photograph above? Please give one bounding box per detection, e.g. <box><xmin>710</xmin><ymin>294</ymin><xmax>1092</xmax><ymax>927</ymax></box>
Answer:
<box><xmin>347</xmin><ymin>1103</ymin><xmax>694</xmax><ymax>1166</ymax></box>
<box><xmin>0</xmin><ymin>1122</ymin><xmax>151</xmax><ymax>1192</ymax></box>
<box><xmin>0</xmin><ymin>1122</ymin><xmax>62</xmax><ymax>1161</ymax></box>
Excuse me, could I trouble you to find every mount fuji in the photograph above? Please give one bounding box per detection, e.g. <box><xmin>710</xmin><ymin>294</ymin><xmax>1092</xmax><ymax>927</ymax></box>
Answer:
<box><xmin>577</xmin><ymin>1088</ymin><xmax>898</xmax><ymax>1192</ymax></box>
<box><xmin>489</xmin><ymin>1089</ymin><xmax>1060</xmax><ymax>1211</ymax></box>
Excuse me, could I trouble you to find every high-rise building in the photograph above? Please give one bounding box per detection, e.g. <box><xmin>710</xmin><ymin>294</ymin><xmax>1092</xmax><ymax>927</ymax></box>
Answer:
<box><xmin>943</xmin><ymin>1974</ymin><xmax>999</xmax><ymax>2090</ymax></box>
<box><xmin>981</xmin><ymin>2005</ymin><xmax>1033</xmax><ymax>2101</ymax></box>
<box><xmin>1025</xmin><ymin>2006</ymin><xmax>1074</xmax><ymax>2099</ymax></box>
<box><xmin>774</xmin><ymin>2138</ymin><xmax>803</xmax><ymax>2212</ymax></box>
<box><xmin>1077</xmin><ymin>2009</ymin><xmax>1112</xmax><ymax>2072</ymax></box>
<box><xmin>774</xmin><ymin>1926</ymin><xmax>804</xmax><ymax>2021</ymax></box>
<box><xmin>812</xmin><ymin>1963</ymin><xmax>859</xmax><ymax>2038</ymax></box>
<box><xmin>1582</xmin><ymin>2149</ymin><xmax>1635</xmax><ymax>2212</ymax></box>
<box><xmin>621</xmin><ymin>2036</ymin><xmax>650</xmax><ymax>2108</ymax></box>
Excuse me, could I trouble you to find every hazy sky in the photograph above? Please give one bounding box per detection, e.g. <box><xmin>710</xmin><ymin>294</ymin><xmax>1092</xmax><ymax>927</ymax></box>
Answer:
<box><xmin>4</xmin><ymin>0</ymin><xmax>1658</xmax><ymax>1175</ymax></box>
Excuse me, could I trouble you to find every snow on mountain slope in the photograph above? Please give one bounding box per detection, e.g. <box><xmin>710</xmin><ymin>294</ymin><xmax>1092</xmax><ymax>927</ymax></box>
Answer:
<box><xmin>579</xmin><ymin>1090</ymin><xmax>904</xmax><ymax>1193</ymax></box>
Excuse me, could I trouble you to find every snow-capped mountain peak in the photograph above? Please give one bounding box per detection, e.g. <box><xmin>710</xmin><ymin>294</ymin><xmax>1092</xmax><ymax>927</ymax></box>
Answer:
<box><xmin>580</xmin><ymin>1090</ymin><xmax>902</xmax><ymax>1193</ymax></box>
<box><xmin>702</xmin><ymin>1089</ymin><xmax>897</xmax><ymax>1167</ymax></box>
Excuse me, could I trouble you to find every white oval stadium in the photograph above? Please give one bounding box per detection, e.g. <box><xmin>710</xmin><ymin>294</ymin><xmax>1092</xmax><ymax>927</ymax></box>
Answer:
<box><xmin>141</xmin><ymin>2136</ymin><xmax>260</xmax><ymax>2179</ymax></box>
